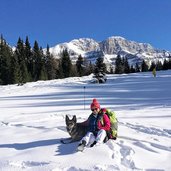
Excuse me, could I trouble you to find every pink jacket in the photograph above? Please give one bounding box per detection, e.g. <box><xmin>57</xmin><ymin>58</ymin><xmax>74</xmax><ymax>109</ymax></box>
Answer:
<box><xmin>79</xmin><ymin>110</ymin><xmax>110</xmax><ymax>132</ymax></box>
<box><xmin>97</xmin><ymin>113</ymin><xmax>110</xmax><ymax>131</ymax></box>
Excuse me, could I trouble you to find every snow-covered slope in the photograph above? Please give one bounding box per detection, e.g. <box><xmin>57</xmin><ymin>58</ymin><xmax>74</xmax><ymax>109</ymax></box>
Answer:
<box><xmin>49</xmin><ymin>38</ymin><xmax>100</xmax><ymax>63</ymax></box>
<box><xmin>49</xmin><ymin>36</ymin><xmax>171</xmax><ymax>67</ymax></box>
<box><xmin>0</xmin><ymin>70</ymin><xmax>171</xmax><ymax>171</ymax></box>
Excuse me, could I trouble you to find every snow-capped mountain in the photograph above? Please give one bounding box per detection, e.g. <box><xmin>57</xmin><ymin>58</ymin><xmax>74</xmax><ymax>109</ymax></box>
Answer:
<box><xmin>49</xmin><ymin>38</ymin><xmax>100</xmax><ymax>63</ymax></box>
<box><xmin>49</xmin><ymin>36</ymin><xmax>171</xmax><ymax>68</ymax></box>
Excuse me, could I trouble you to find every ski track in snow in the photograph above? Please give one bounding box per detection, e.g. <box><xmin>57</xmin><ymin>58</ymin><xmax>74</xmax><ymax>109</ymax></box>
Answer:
<box><xmin>119</xmin><ymin>122</ymin><xmax>171</xmax><ymax>153</ymax></box>
<box><xmin>123</xmin><ymin>122</ymin><xmax>171</xmax><ymax>138</ymax></box>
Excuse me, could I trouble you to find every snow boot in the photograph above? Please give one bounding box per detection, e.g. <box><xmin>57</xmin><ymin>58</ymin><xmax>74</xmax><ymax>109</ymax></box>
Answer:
<box><xmin>90</xmin><ymin>141</ymin><xmax>97</xmax><ymax>147</ymax></box>
<box><xmin>77</xmin><ymin>140</ymin><xmax>86</xmax><ymax>152</ymax></box>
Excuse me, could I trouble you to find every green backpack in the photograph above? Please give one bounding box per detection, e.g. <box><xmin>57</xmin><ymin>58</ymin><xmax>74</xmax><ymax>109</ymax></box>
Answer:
<box><xmin>105</xmin><ymin>109</ymin><xmax>118</xmax><ymax>139</ymax></box>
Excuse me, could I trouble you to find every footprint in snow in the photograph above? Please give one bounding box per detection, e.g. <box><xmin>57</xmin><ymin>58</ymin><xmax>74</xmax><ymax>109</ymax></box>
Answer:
<box><xmin>8</xmin><ymin>160</ymin><xmax>50</xmax><ymax>169</ymax></box>
<box><xmin>106</xmin><ymin>140</ymin><xmax>137</xmax><ymax>170</ymax></box>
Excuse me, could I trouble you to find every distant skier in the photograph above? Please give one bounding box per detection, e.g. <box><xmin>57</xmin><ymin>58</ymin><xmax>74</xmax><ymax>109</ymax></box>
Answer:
<box><xmin>152</xmin><ymin>68</ymin><xmax>156</xmax><ymax>77</ymax></box>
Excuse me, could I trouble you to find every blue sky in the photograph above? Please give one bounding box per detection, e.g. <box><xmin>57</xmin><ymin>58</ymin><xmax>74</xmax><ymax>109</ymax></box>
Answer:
<box><xmin>0</xmin><ymin>0</ymin><xmax>171</xmax><ymax>50</ymax></box>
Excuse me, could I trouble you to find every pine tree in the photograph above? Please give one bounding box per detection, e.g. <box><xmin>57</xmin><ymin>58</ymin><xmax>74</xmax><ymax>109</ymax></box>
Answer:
<box><xmin>10</xmin><ymin>53</ymin><xmax>20</xmax><ymax>84</ymax></box>
<box><xmin>115</xmin><ymin>55</ymin><xmax>124</xmax><ymax>74</ymax></box>
<box><xmin>149</xmin><ymin>61</ymin><xmax>156</xmax><ymax>71</ymax></box>
<box><xmin>163</xmin><ymin>59</ymin><xmax>169</xmax><ymax>70</ymax></box>
<box><xmin>76</xmin><ymin>55</ymin><xmax>84</xmax><ymax>76</ymax></box>
<box><xmin>156</xmin><ymin>60</ymin><xmax>163</xmax><ymax>71</ymax></box>
<box><xmin>45</xmin><ymin>44</ymin><xmax>58</xmax><ymax>80</ymax></box>
<box><xmin>24</xmin><ymin>36</ymin><xmax>33</xmax><ymax>81</ymax></box>
<box><xmin>0</xmin><ymin>35</ymin><xmax>13</xmax><ymax>85</ymax></box>
<box><xmin>56</xmin><ymin>61</ymin><xmax>64</xmax><ymax>78</ymax></box>
<box><xmin>141</xmin><ymin>60</ymin><xmax>149</xmax><ymax>72</ymax></box>
<box><xmin>39</xmin><ymin>47</ymin><xmax>48</xmax><ymax>80</ymax></box>
<box><xmin>95</xmin><ymin>56</ymin><xmax>106</xmax><ymax>74</ymax></box>
<box><xmin>124</xmin><ymin>57</ymin><xmax>130</xmax><ymax>73</ymax></box>
<box><xmin>15</xmin><ymin>37</ymin><xmax>29</xmax><ymax>84</ymax></box>
<box><xmin>32</xmin><ymin>41</ymin><xmax>43</xmax><ymax>81</ymax></box>
<box><xmin>168</xmin><ymin>58</ymin><xmax>171</xmax><ymax>69</ymax></box>
<box><xmin>87</xmin><ymin>61</ymin><xmax>94</xmax><ymax>75</ymax></box>
<box><xmin>61</xmin><ymin>49</ymin><xmax>72</xmax><ymax>78</ymax></box>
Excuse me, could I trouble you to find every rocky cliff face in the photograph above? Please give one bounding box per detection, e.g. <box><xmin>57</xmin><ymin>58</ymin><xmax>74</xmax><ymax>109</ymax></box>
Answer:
<box><xmin>70</xmin><ymin>38</ymin><xmax>100</xmax><ymax>52</ymax></box>
<box><xmin>49</xmin><ymin>36</ymin><xmax>171</xmax><ymax>68</ymax></box>
<box><xmin>99</xmin><ymin>36</ymin><xmax>156</xmax><ymax>54</ymax></box>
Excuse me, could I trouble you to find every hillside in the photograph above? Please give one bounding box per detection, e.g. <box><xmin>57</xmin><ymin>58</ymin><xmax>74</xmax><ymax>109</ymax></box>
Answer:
<box><xmin>0</xmin><ymin>70</ymin><xmax>171</xmax><ymax>170</ymax></box>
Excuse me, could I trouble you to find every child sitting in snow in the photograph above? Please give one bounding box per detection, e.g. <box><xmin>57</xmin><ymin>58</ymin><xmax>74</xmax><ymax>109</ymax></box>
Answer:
<box><xmin>77</xmin><ymin>99</ymin><xmax>110</xmax><ymax>151</ymax></box>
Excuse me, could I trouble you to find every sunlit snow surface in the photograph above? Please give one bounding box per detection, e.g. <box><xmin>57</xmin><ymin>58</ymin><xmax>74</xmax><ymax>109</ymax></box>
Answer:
<box><xmin>0</xmin><ymin>70</ymin><xmax>171</xmax><ymax>171</ymax></box>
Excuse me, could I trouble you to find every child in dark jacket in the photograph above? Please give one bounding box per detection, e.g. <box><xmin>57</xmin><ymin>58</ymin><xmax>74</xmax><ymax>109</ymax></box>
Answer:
<box><xmin>77</xmin><ymin>99</ymin><xmax>110</xmax><ymax>151</ymax></box>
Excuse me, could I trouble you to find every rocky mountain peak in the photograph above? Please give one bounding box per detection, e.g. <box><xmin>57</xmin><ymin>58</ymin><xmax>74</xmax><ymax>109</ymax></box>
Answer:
<box><xmin>99</xmin><ymin>36</ymin><xmax>155</xmax><ymax>54</ymax></box>
<box><xmin>70</xmin><ymin>38</ymin><xmax>99</xmax><ymax>52</ymax></box>
<box><xmin>49</xmin><ymin>36</ymin><xmax>171</xmax><ymax>68</ymax></box>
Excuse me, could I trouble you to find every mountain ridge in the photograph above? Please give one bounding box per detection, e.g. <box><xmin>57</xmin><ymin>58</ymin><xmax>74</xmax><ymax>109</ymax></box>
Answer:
<box><xmin>49</xmin><ymin>36</ymin><xmax>171</xmax><ymax>68</ymax></box>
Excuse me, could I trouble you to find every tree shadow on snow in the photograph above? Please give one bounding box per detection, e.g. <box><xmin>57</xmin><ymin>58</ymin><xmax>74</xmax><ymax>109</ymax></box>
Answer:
<box><xmin>0</xmin><ymin>138</ymin><xmax>78</xmax><ymax>155</ymax></box>
<box><xmin>0</xmin><ymin>139</ymin><xmax>59</xmax><ymax>150</ymax></box>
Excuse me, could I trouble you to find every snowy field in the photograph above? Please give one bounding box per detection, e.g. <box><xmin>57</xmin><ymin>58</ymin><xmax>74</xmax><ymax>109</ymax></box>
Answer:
<box><xmin>0</xmin><ymin>70</ymin><xmax>171</xmax><ymax>171</ymax></box>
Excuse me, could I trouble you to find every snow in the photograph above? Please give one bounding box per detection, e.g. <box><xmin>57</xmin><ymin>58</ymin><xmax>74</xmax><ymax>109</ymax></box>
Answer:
<box><xmin>0</xmin><ymin>70</ymin><xmax>171</xmax><ymax>171</ymax></box>
<box><xmin>49</xmin><ymin>38</ymin><xmax>99</xmax><ymax>59</ymax></box>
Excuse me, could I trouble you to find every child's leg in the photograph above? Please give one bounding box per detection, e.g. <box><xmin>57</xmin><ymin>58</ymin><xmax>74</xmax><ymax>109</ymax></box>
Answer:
<box><xmin>81</xmin><ymin>132</ymin><xmax>95</xmax><ymax>145</ymax></box>
<box><xmin>96</xmin><ymin>129</ymin><xmax>107</xmax><ymax>144</ymax></box>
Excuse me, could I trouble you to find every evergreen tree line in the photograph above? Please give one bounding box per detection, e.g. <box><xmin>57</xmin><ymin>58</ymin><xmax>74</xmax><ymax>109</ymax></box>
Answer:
<box><xmin>114</xmin><ymin>54</ymin><xmax>171</xmax><ymax>74</ymax></box>
<box><xmin>0</xmin><ymin>35</ymin><xmax>94</xmax><ymax>85</ymax></box>
<box><xmin>1</xmin><ymin>35</ymin><xmax>171</xmax><ymax>85</ymax></box>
